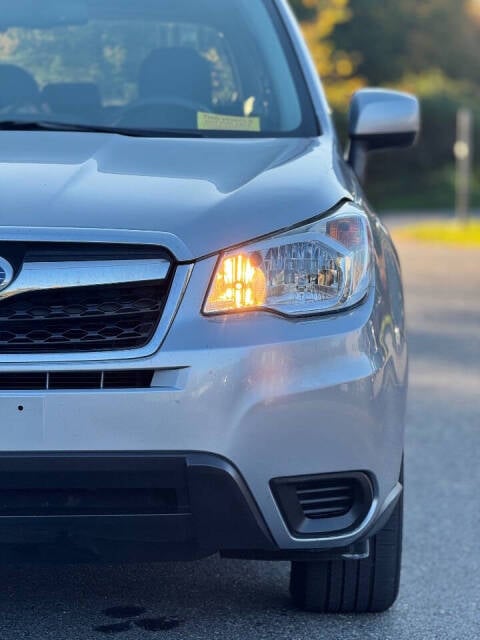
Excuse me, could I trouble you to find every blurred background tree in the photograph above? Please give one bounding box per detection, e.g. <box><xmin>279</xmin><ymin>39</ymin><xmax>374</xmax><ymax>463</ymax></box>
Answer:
<box><xmin>291</xmin><ymin>0</ymin><xmax>480</xmax><ymax>211</ymax></box>
<box><xmin>289</xmin><ymin>0</ymin><xmax>363</xmax><ymax>108</ymax></box>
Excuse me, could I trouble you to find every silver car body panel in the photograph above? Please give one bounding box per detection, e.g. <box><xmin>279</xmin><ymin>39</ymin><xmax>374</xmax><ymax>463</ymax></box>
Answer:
<box><xmin>0</xmin><ymin>133</ymin><xmax>350</xmax><ymax>262</ymax></box>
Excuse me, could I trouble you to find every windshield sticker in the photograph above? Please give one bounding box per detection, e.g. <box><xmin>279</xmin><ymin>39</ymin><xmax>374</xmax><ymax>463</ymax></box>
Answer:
<box><xmin>197</xmin><ymin>112</ymin><xmax>261</xmax><ymax>133</ymax></box>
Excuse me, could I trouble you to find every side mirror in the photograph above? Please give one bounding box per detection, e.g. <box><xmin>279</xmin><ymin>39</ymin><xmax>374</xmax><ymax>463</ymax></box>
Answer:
<box><xmin>347</xmin><ymin>88</ymin><xmax>420</xmax><ymax>182</ymax></box>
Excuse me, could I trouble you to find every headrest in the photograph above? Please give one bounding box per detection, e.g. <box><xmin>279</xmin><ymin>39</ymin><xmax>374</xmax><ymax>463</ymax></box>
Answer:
<box><xmin>138</xmin><ymin>47</ymin><xmax>212</xmax><ymax>106</ymax></box>
<box><xmin>0</xmin><ymin>64</ymin><xmax>39</xmax><ymax>109</ymax></box>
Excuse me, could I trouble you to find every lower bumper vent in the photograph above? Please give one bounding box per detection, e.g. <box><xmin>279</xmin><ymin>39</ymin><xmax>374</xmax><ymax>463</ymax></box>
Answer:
<box><xmin>0</xmin><ymin>370</ymin><xmax>154</xmax><ymax>390</ymax></box>
<box><xmin>296</xmin><ymin>479</ymin><xmax>355</xmax><ymax>520</ymax></box>
<box><xmin>0</xmin><ymin>456</ymin><xmax>189</xmax><ymax>518</ymax></box>
<box><xmin>271</xmin><ymin>472</ymin><xmax>373</xmax><ymax>537</ymax></box>
<box><xmin>0</xmin><ymin>487</ymin><xmax>178</xmax><ymax>517</ymax></box>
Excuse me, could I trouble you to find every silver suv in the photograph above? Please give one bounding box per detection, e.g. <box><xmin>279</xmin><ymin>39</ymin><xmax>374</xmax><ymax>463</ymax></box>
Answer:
<box><xmin>0</xmin><ymin>0</ymin><xmax>419</xmax><ymax>613</ymax></box>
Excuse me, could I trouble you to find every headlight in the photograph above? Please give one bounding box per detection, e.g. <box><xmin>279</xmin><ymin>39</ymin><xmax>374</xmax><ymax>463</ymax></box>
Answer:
<box><xmin>203</xmin><ymin>208</ymin><xmax>373</xmax><ymax>317</ymax></box>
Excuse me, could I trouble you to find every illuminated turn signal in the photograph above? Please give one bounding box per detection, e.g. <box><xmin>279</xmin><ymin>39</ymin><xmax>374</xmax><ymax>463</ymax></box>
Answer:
<box><xmin>204</xmin><ymin>253</ymin><xmax>267</xmax><ymax>314</ymax></box>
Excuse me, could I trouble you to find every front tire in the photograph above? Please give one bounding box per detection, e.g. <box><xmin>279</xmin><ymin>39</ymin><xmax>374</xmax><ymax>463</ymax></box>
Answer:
<box><xmin>290</xmin><ymin>488</ymin><xmax>403</xmax><ymax>613</ymax></box>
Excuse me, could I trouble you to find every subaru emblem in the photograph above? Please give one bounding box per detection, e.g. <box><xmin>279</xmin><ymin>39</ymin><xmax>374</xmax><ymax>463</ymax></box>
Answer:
<box><xmin>0</xmin><ymin>257</ymin><xmax>14</xmax><ymax>292</ymax></box>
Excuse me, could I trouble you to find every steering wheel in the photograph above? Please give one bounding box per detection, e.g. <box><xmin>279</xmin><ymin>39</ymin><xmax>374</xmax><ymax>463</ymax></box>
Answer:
<box><xmin>115</xmin><ymin>96</ymin><xmax>212</xmax><ymax>127</ymax></box>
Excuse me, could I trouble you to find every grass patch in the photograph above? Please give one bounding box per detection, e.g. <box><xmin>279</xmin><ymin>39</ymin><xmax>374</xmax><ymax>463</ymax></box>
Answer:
<box><xmin>394</xmin><ymin>220</ymin><xmax>480</xmax><ymax>247</ymax></box>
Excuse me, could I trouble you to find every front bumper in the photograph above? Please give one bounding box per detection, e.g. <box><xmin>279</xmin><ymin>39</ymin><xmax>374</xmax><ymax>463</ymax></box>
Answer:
<box><xmin>0</xmin><ymin>257</ymin><xmax>407</xmax><ymax>556</ymax></box>
<box><xmin>0</xmin><ymin>452</ymin><xmax>401</xmax><ymax>564</ymax></box>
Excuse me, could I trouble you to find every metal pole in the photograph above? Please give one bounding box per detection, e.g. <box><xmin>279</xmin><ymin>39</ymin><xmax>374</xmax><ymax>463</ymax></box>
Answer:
<box><xmin>454</xmin><ymin>108</ymin><xmax>473</xmax><ymax>223</ymax></box>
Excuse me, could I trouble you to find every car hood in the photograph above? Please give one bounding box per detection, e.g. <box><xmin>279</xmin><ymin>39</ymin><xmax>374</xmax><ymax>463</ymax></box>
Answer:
<box><xmin>0</xmin><ymin>132</ymin><xmax>352</xmax><ymax>260</ymax></box>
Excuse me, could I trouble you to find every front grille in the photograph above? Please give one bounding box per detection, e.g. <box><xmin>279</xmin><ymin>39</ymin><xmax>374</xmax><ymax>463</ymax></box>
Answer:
<box><xmin>296</xmin><ymin>479</ymin><xmax>355</xmax><ymax>520</ymax></box>
<box><xmin>271</xmin><ymin>472</ymin><xmax>373</xmax><ymax>537</ymax></box>
<box><xmin>0</xmin><ymin>370</ymin><xmax>154</xmax><ymax>390</ymax></box>
<box><xmin>0</xmin><ymin>242</ymin><xmax>173</xmax><ymax>355</ymax></box>
<box><xmin>0</xmin><ymin>281</ymin><xmax>169</xmax><ymax>354</ymax></box>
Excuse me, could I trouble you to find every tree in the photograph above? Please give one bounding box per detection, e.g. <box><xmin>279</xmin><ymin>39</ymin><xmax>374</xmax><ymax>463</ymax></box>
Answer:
<box><xmin>292</xmin><ymin>1</ymin><xmax>480</xmax><ymax>210</ymax></box>
<box><xmin>290</xmin><ymin>0</ymin><xmax>362</xmax><ymax>109</ymax></box>
<box><xmin>333</xmin><ymin>0</ymin><xmax>480</xmax><ymax>89</ymax></box>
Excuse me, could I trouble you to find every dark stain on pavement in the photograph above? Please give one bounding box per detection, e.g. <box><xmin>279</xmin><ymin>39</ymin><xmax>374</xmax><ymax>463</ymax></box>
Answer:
<box><xmin>95</xmin><ymin>621</ymin><xmax>132</xmax><ymax>635</ymax></box>
<box><xmin>103</xmin><ymin>606</ymin><xmax>146</xmax><ymax>619</ymax></box>
<box><xmin>95</xmin><ymin>608</ymin><xmax>182</xmax><ymax>634</ymax></box>
<box><xmin>135</xmin><ymin>617</ymin><xmax>181</xmax><ymax>632</ymax></box>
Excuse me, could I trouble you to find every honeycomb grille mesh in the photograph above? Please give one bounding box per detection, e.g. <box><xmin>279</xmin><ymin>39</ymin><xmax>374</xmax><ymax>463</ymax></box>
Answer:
<box><xmin>0</xmin><ymin>282</ymin><xmax>167</xmax><ymax>354</ymax></box>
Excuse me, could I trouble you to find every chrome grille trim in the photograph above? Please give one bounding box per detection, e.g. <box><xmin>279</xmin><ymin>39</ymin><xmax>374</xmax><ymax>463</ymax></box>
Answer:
<box><xmin>0</xmin><ymin>258</ymin><xmax>171</xmax><ymax>301</ymax></box>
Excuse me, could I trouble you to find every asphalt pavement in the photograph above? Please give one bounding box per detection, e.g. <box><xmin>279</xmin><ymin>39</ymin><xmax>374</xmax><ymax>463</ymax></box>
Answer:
<box><xmin>0</xmin><ymin>236</ymin><xmax>479</xmax><ymax>639</ymax></box>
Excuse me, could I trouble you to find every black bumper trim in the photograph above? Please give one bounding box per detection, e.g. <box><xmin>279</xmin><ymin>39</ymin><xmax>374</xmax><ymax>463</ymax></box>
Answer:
<box><xmin>0</xmin><ymin>452</ymin><xmax>275</xmax><ymax>563</ymax></box>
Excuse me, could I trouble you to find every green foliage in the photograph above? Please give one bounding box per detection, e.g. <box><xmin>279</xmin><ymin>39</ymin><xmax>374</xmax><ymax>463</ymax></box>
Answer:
<box><xmin>333</xmin><ymin>0</ymin><xmax>480</xmax><ymax>88</ymax></box>
<box><xmin>290</xmin><ymin>0</ymin><xmax>480</xmax><ymax>210</ymax></box>
<box><xmin>289</xmin><ymin>0</ymin><xmax>363</xmax><ymax>108</ymax></box>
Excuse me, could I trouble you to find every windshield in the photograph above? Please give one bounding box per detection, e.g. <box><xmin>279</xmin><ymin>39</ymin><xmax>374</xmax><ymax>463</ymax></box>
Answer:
<box><xmin>0</xmin><ymin>0</ymin><xmax>318</xmax><ymax>137</ymax></box>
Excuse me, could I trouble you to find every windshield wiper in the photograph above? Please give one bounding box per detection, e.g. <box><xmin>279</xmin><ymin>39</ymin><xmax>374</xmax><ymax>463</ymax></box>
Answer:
<box><xmin>0</xmin><ymin>119</ymin><xmax>206</xmax><ymax>138</ymax></box>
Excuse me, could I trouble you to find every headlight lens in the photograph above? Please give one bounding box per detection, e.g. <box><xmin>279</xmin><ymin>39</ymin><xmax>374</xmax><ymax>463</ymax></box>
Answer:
<box><xmin>204</xmin><ymin>209</ymin><xmax>372</xmax><ymax>317</ymax></box>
